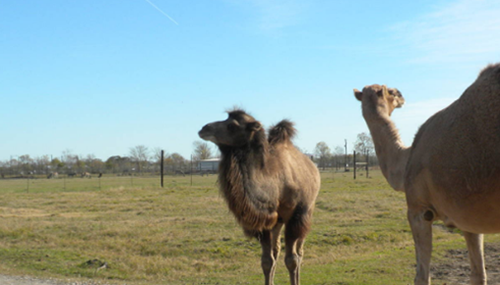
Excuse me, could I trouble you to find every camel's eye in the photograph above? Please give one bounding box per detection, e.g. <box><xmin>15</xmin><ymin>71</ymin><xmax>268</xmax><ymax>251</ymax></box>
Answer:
<box><xmin>227</xmin><ymin>123</ymin><xmax>238</xmax><ymax>133</ymax></box>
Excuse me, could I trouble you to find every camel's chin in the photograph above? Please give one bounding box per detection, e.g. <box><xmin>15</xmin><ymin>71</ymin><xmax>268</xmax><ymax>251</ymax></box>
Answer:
<box><xmin>199</xmin><ymin>134</ymin><xmax>217</xmax><ymax>144</ymax></box>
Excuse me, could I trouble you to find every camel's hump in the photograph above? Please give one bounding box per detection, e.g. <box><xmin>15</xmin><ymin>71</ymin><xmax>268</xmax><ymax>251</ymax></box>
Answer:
<box><xmin>268</xmin><ymin>120</ymin><xmax>296</xmax><ymax>144</ymax></box>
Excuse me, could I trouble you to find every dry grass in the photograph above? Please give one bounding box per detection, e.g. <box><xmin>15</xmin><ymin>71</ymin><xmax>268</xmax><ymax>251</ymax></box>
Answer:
<box><xmin>0</xmin><ymin>171</ymin><xmax>498</xmax><ymax>284</ymax></box>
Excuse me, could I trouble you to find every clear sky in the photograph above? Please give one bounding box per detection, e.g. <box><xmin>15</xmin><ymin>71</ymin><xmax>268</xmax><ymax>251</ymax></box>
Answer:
<box><xmin>1</xmin><ymin>0</ymin><xmax>500</xmax><ymax>161</ymax></box>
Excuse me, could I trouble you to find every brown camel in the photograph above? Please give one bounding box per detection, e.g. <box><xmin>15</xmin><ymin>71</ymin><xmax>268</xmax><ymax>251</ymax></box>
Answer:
<box><xmin>354</xmin><ymin>63</ymin><xmax>500</xmax><ymax>285</ymax></box>
<box><xmin>198</xmin><ymin>109</ymin><xmax>320</xmax><ymax>285</ymax></box>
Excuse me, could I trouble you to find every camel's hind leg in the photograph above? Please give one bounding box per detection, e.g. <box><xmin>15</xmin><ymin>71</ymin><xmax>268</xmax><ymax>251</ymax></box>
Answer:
<box><xmin>259</xmin><ymin>223</ymin><xmax>284</xmax><ymax>285</ymax></box>
<box><xmin>285</xmin><ymin>236</ymin><xmax>304</xmax><ymax>285</ymax></box>
<box><xmin>407</xmin><ymin>208</ymin><xmax>433</xmax><ymax>285</ymax></box>
<box><xmin>464</xmin><ymin>232</ymin><xmax>487</xmax><ymax>285</ymax></box>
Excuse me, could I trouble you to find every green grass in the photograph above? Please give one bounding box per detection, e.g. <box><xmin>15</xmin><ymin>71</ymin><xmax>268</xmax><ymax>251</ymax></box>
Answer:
<box><xmin>0</xmin><ymin>174</ymin><xmax>166</xmax><ymax>193</ymax></box>
<box><xmin>0</xmin><ymin>171</ymin><xmax>498</xmax><ymax>284</ymax></box>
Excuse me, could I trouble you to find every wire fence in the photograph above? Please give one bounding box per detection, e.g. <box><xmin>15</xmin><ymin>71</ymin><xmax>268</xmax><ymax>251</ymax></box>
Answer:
<box><xmin>0</xmin><ymin>173</ymin><xmax>218</xmax><ymax>194</ymax></box>
<box><xmin>0</xmin><ymin>149</ymin><xmax>379</xmax><ymax>194</ymax></box>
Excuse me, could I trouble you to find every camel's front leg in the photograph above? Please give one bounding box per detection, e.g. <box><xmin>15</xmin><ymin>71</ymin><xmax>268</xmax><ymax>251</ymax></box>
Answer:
<box><xmin>260</xmin><ymin>224</ymin><xmax>283</xmax><ymax>285</ymax></box>
<box><xmin>259</xmin><ymin>230</ymin><xmax>275</xmax><ymax>285</ymax></box>
<box><xmin>408</xmin><ymin>208</ymin><xmax>433</xmax><ymax>285</ymax></box>
<box><xmin>464</xmin><ymin>232</ymin><xmax>487</xmax><ymax>285</ymax></box>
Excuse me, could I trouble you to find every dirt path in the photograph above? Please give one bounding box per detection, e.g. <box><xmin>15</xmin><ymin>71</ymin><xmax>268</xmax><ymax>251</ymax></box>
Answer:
<box><xmin>0</xmin><ymin>275</ymin><xmax>114</xmax><ymax>285</ymax></box>
<box><xmin>432</xmin><ymin>242</ymin><xmax>500</xmax><ymax>284</ymax></box>
<box><xmin>0</xmin><ymin>275</ymin><xmax>67</xmax><ymax>285</ymax></box>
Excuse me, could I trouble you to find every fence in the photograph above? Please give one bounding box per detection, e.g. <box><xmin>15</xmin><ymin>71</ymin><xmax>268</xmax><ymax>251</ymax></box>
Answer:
<box><xmin>0</xmin><ymin>172</ymin><xmax>217</xmax><ymax>194</ymax></box>
<box><xmin>353</xmin><ymin>150</ymin><xmax>371</xmax><ymax>179</ymax></box>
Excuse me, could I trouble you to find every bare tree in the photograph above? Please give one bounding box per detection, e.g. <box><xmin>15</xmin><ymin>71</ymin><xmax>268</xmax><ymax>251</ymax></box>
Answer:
<box><xmin>129</xmin><ymin>145</ymin><xmax>149</xmax><ymax>173</ymax></box>
<box><xmin>314</xmin><ymin>141</ymin><xmax>331</xmax><ymax>170</ymax></box>
<box><xmin>193</xmin><ymin>141</ymin><xmax>212</xmax><ymax>160</ymax></box>
<box><xmin>333</xmin><ymin>146</ymin><xmax>344</xmax><ymax>156</ymax></box>
<box><xmin>34</xmin><ymin>155</ymin><xmax>50</xmax><ymax>174</ymax></box>
<box><xmin>354</xmin><ymin>132</ymin><xmax>374</xmax><ymax>155</ymax></box>
<box><xmin>15</xmin><ymin>154</ymin><xmax>35</xmax><ymax>175</ymax></box>
<box><xmin>332</xmin><ymin>146</ymin><xmax>345</xmax><ymax>170</ymax></box>
<box><xmin>151</xmin><ymin>147</ymin><xmax>163</xmax><ymax>163</ymax></box>
<box><xmin>61</xmin><ymin>149</ymin><xmax>80</xmax><ymax>173</ymax></box>
<box><xmin>75</xmin><ymin>155</ymin><xmax>86</xmax><ymax>173</ymax></box>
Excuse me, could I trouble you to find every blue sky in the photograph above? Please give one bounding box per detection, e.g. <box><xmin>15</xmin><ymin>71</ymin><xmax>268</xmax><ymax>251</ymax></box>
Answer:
<box><xmin>1</xmin><ymin>0</ymin><xmax>499</xmax><ymax>161</ymax></box>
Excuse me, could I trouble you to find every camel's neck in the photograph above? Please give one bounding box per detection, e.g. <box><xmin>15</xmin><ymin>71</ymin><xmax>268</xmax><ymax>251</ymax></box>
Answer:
<box><xmin>364</xmin><ymin>112</ymin><xmax>410</xmax><ymax>191</ymax></box>
<box><xmin>219</xmin><ymin>143</ymin><xmax>267</xmax><ymax>176</ymax></box>
<box><xmin>217</xmin><ymin>143</ymin><xmax>278</xmax><ymax>232</ymax></box>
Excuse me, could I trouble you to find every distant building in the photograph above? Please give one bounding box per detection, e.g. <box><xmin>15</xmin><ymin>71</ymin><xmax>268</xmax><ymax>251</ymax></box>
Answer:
<box><xmin>198</xmin><ymin>158</ymin><xmax>220</xmax><ymax>172</ymax></box>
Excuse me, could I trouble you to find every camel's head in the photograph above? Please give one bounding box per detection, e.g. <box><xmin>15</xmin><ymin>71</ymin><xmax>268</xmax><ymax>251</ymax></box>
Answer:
<box><xmin>198</xmin><ymin>109</ymin><xmax>264</xmax><ymax>148</ymax></box>
<box><xmin>354</xmin><ymin>84</ymin><xmax>405</xmax><ymax>117</ymax></box>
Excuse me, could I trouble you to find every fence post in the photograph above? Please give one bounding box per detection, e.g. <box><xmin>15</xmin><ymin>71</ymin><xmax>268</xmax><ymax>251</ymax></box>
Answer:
<box><xmin>190</xmin><ymin>155</ymin><xmax>193</xmax><ymax>187</ymax></box>
<box><xmin>160</xmin><ymin>150</ymin><xmax>164</xmax><ymax>188</ymax></box>
<box><xmin>366</xmin><ymin>150</ymin><xmax>369</xmax><ymax>178</ymax></box>
<box><xmin>353</xmin><ymin>151</ymin><xmax>356</xmax><ymax>180</ymax></box>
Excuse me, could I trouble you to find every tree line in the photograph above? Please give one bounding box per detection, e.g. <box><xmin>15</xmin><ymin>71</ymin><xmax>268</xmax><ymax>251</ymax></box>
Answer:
<box><xmin>0</xmin><ymin>143</ymin><xmax>211</xmax><ymax>178</ymax></box>
<box><xmin>313</xmin><ymin>132</ymin><xmax>378</xmax><ymax>170</ymax></box>
<box><xmin>0</xmin><ymin>133</ymin><xmax>376</xmax><ymax>177</ymax></box>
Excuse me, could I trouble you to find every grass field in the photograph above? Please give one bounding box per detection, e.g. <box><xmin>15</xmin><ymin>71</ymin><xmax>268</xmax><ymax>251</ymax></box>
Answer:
<box><xmin>0</xmin><ymin>171</ymin><xmax>498</xmax><ymax>284</ymax></box>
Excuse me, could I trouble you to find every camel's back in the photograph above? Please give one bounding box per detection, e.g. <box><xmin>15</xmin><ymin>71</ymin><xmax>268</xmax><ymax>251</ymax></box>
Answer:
<box><xmin>273</xmin><ymin>143</ymin><xmax>320</xmax><ymax>201</ymax></box>
<box><xmin>268</xmin><ymin>120</ymin><xmax>320</xmax><ymax>197</ymax></box>
<box><xmin>407</xmin><ymin>64</ymin><xmax>500</xmax><ymax>196</ymax></box>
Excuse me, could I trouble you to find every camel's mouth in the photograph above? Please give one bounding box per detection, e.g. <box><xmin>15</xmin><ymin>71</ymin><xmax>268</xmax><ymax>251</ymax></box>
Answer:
<box><xmin>198</xmin><ymin>130</ymin><xmax>217</xmax><ymax>144</ymax></box>
<box><xmin>201</xmin><ymin>135</ymin><xmax>217</xmax><ymax>144</ymax></box>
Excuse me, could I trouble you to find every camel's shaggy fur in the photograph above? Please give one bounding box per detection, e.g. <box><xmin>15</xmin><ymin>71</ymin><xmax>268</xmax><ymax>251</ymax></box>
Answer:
<box><xmin>199</xmin><ymin>109</ymin><xmax>320</xmax><ymax>285</ymax></box>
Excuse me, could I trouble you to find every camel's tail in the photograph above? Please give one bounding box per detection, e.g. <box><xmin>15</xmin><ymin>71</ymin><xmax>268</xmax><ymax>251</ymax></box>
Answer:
<box><xmin>268</xmin><ymin>120</ymin><xmax>296</xmax><ymax>145</ymax></box>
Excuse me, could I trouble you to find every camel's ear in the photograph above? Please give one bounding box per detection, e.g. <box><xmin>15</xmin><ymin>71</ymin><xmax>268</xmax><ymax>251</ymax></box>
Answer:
<box><xmin>354</xmin><ymin>89</ymin><xmax>363</xmax><ymax>101</ymax></box>
<box><xmin>247</xmin><ymin>121</ymin><xmax>262</xmax><ymax>132</ymax></box>
<box><xmin>388</xmin><ymin>88</ymin><xmax>401</xmax><ymax>97</ymax></box>
<box><xmin>376</xmin><ymin>85</ymin><xmax>388</xmax><ymax>97</ymax></box>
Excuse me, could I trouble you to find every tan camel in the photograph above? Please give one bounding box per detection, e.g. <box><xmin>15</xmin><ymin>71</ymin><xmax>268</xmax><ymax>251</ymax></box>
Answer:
<box><xmin>47</xmin><ymin>172</ymin><xmax>59</xmax><ymax>179</ymax></box>
<box><xmin>198</xmin><ymin>109</ymin><xmax>320</xmax><ymax>285</ymax></box>
<box><xmin>354</xmin><ymin>63</ymin><xmax>500</xmax><ymax>285</ymax></box>
<box><xmin>81</xmin><ymin>172</ymin><xmax>92</xmax><ymax>178</ymax></box>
